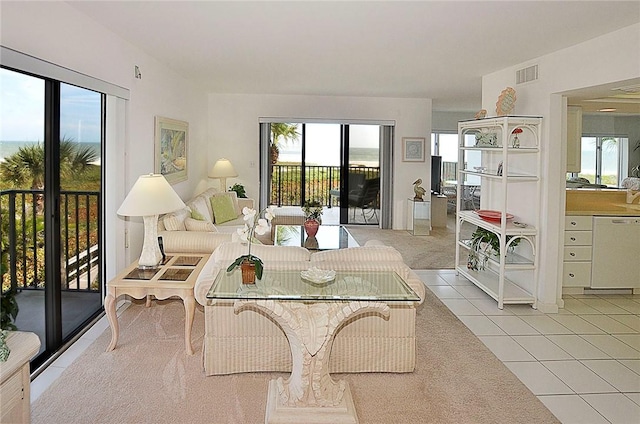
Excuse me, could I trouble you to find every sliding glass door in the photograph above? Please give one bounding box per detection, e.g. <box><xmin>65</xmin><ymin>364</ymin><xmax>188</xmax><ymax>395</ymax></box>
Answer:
<box><xmin>0</xmin><ymin>67</ymin><xmax>104</xmax><ymax>367</ymax></box>
<box><xmin>262</xmin><ymin>121</ymin><xmax>390</xmax><ymax>227</ymax></box>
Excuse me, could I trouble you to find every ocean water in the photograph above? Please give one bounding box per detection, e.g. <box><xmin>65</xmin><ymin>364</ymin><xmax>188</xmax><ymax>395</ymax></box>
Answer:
<box><xmin>0</xmin><ymin>140</ymin><xmax>101</xmax><ymax>162</ymax></box>
<box><xmin>278</xmin><ymin>146</ymin><xmax>379</xmax><ymax>167</ymax></box>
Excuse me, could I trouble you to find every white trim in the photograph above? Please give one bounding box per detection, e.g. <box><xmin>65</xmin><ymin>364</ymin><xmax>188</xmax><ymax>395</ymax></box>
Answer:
<box><xmin>259</xmin><ymin>117</ymin><xmax>396</xmax><ymax>126</ymax></box>
<box><xmin>1</xmin><ymin>46</ymin><xmax>130</xmax><ymax>99</ymax></box>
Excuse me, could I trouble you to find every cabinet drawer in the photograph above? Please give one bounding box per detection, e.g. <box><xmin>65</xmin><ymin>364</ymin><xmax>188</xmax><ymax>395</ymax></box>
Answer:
<box><xmin>563</xmin><ymin>246</ymin><xmax>592</xmax><ymax>261</ymax></box>
<box><xmin>565</xmin><ymin>216</ymin><xmax>592</xmax><ymax>231</ymax></box>
<box><xmin>0</xmin><ymin>369</ymin><xmax>24</xmax><ymax>423</ymax></box>
<box><xmin>564</xmin><ymin>230</ymin><xmax>593</xmax><ymax>246</ymax></box>
<box><xmin>563</xmin><ymin>262</ymin><xmax>591</xmax><ymax>287</ymax></box>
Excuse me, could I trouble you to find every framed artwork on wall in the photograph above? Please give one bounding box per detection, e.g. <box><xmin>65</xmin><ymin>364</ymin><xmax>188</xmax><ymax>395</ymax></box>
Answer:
<box><xmin>155</xmin><ymin>116</ymin><xmax>188</xmax><ymax>184</ymax></box>
<box><xmin>402</xmin><ymin>137</ymin><xmax>425</xmax><ymax>162</ymax></box>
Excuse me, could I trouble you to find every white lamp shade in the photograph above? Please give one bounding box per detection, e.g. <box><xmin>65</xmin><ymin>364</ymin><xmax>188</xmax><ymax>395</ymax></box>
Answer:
<box><xmin>208</xmin><ymin>158</ymin><xmax>238</xmax><ymax>179</ymax></box>
<box><xmin>117</xmin><ymin>174</ymin><xmax>185</xmax><ymax>217</ymax></box>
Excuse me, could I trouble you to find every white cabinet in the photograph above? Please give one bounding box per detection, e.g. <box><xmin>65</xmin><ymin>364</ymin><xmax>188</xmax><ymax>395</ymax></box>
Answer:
<box><xmin>591</xmin><ymin>216</ymin><xmax>640</xmax><ymax>289</ymax></box>
<box><xmin>455</xmin><ymin>116</ymin><xmax>541</xmax><ymax>309</ymax></box>
<box><xmin>0</xmin><ymin>332</ymin><xmax>40</xmax><ymax>424</ymax></box>
<box><xmin>562</xmin><ymin>215</ymin><xmax>592</xmax><ymax>288</ymax></box>
<box><xmin>566</xmin><ymin>106</ymin><xmax>582</xmax><ymax>173</ymax></box>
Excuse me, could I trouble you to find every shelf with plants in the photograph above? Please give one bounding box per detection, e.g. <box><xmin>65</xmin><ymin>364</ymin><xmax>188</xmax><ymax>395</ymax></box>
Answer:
<box><xmin>455</xmin><ymin>116</ymin><xmax>542</xmax><ymax>309</ymax></box>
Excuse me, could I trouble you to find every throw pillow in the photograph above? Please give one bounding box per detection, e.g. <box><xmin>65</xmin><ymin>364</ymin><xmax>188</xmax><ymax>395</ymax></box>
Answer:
<box><xmin>191</xmin><ymin>209</ymin><xmax>207</xmax><ymax>221</ymax></box>
<box><xmin>187</xmin><ymin>196</ymin><xmax>212</xmax><ymax>222</ymax></box>
<box><xmin>210</xmin><ymin>194</ymin><xmax>237</xmax><ymax>224</ymax></box>
<box><xmin>162</xmin><ymin>208</ymin><xmax>190</xmax><ymax>231</ymax></box>
<box><xmin>184</xmin><ymin>217</ymin><xmax>217</xmax><ymax>232</ymax></box>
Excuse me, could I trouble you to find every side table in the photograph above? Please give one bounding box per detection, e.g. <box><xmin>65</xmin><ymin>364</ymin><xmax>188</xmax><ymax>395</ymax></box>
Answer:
<box><xmin>0</xmin><ymin>331</ymin><xmax>40</xmax><ymax>424</ymax></box>
<box><xmin>105</xmin><ymin>253</ymin><xmax>210</xmax><ymax>355</ymax></box>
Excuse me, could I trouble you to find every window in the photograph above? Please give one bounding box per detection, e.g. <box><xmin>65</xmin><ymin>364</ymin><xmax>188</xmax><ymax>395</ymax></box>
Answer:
<box><xmin>573</xmin><ymin>136</ymin><xmax>629</xmax><ymax>186</ymax></box>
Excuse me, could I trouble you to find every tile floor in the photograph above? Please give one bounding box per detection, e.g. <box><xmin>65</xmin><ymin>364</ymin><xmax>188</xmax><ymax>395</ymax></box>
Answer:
<box><xmin>31</xmin><ymin>271</ymin><xmax>640</xmax><ymax>424</ymax></box>
<box><xmin>416</xmin><ymin>269</ymin><xmax>640</xmax><ymax>424</ymax></box>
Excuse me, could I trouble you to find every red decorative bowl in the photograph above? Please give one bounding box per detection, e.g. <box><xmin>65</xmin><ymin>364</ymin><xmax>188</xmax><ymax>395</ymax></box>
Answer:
<box><xmin>475</xmin><ymin>209</ymin><xmax>514</xmax><ymax>223</ymax></box>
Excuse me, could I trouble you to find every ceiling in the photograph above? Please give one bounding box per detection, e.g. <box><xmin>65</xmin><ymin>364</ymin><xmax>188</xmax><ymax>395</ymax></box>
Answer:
<box><xmin>67</xmin><ymin>1</ymin><xmax>640</xmax><ymax>112</ymax></box>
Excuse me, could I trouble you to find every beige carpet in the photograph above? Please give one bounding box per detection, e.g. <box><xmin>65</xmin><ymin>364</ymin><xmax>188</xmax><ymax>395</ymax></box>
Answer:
<box><xmin>346</xmin><ymin>220</ymin><xmax>456</xmax><ymax>269</ymax></box>
<box><xmin>32</xmin><ymin>292</ymin><xmax>559</xmax><ymax>424</ymax></box>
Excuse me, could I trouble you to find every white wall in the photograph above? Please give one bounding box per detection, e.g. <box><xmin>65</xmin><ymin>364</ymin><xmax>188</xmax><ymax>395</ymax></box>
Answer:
<box><xmin>208</xmin><ymin>94</ymin><xmax>432</xmax><ymax>230</ymax></box>
<box><xmin>0</xmin><ymin>1</ymin><xmax>209</xmax><ymax>275</ymax></box>
<box><xmin>482</xmin><ymin>23</ymin><xmax>640</xmax><ymax>312</ymax></box>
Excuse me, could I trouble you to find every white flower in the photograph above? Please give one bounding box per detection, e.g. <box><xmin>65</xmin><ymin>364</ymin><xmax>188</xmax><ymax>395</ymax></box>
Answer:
<box><xmin>264</xmin><ymin>206</ymin><xmax>276</xmax><ymax>222</ymax></box>
<box><xmin>242</xmin><ymin>207</ymin><xmax>256</xmax><ymax>222</ymax></box>
<box><xmin>254</xmin><ymin>218</ymin><xmax>269</xmax><ymax>235</ymax></box>
<box><xmin>236</xmin><ymin>224</ymin><xmax>250</xmax><ymax>242</ymax></box>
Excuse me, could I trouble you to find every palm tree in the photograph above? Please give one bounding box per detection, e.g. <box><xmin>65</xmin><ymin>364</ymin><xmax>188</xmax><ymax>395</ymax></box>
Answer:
<box><xmin>0</xmin><ymin>137</ymin><xmax>98</xmax><ymax>190</ymax></box>
<box><xmin>270</xmin><ymin>123</ymin><xmax>300</xmax><ymax>164</ymax></box>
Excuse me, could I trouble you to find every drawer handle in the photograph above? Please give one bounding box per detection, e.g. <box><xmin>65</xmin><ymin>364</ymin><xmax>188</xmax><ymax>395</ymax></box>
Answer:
<box><xmin>571</xmin><ymin>221</ymin><xmax>577</xmax><ymax>226</ymax></box>
<box><xmin>570</xmin><ymin>237</ymin><xmax>576</xmax><ymax>241</ymax></box>
<box><xmin>569</xmin><ymin>273</ymin><xmax>575</xmax><ymax>278</ymax></box>
<box><xmin>570</xmin><ymin>252</ymin><xmax>576</xmax><ymax>257</ymax></box>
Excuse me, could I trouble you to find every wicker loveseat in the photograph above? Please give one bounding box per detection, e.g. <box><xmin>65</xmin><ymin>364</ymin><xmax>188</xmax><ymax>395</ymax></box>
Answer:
<box><xmin>194</xmin><ymin>242</ymin><xmax>425</xmax><ymax>376</ymax></box>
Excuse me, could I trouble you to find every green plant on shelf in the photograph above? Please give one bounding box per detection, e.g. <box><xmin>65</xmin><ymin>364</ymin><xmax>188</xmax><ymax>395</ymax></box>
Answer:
<box><xmin>467</xmin><ymin>227</ymin><xmax>521</xmax><ymax>271</ymax></box>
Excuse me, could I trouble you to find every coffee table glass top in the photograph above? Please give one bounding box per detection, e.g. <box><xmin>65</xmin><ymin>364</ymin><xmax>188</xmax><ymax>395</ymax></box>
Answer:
<box><xmin>274</xmin><ymin>225</ymin><xmax>359</xmax><ymax>250</ymax></box>
<box><xmin>206</xmin><ymin>269</ymin><xmax>420</xmax><ymax>302</ymax></box>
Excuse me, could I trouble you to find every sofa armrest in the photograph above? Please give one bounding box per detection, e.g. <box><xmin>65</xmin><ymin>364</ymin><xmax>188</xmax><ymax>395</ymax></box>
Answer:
<box><xmin>237</xmin><ymin>198</ymin><xmax>254</xmax><ymax>210</ymax></box>
<box><xmin>159</xmin><ymin>231</ymin><xmax>233</xmax><ymax>254</ymax></box>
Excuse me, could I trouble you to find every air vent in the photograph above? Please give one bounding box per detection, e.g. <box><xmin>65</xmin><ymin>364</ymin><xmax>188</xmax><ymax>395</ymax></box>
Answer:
<box><xmin>516</xmin><ymin>65</ymin><xmax>538</xmax><ymax>85</ymax></box>
<box><xmin>611</xmin><ymin>83</ymin><xmax>640</xmax><ymax>93</ymax></box>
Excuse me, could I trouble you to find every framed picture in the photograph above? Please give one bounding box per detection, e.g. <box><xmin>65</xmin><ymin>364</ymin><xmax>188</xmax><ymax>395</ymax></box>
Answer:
<box><xmin>402</xmin><ymin>137</ymin><xmax>425</xmax><ymax>162</ymax></box>
<box><xmin>155</xmin><ymin>116</ymin><xmax>188</xmax><ymax>184</ymax></box>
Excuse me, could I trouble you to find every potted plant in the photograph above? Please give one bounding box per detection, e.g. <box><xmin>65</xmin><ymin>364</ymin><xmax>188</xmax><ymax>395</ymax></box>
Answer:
<box><xmin>229</xmin><ymin>183</ymin><xmax>247</xmax><ymax>198</ymax></box>
<box><xmin>226</xmin><ymin>206</ymin><xmax>275</xmax><ymax>283</ymax></box>
<box><xmin>302</xmin><ymin>199</ymin><xmax>323</xmax><ymax>237</ymax></box>
<box><xmin>467</xmin><ymin>227</ymin><xmax>520</xmax><ymax>271</ymax></box>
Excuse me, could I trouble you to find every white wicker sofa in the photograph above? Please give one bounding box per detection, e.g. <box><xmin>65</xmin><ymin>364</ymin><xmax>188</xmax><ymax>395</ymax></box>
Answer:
<box><xmin>194</xmin><ymin>242</ymin><xmax>426</xmax><ymax>376</ymax></box>
<box><xmin>157</xmin><ymin>188</ymin><xmax>257</xmax><ymax>253</ymax></box>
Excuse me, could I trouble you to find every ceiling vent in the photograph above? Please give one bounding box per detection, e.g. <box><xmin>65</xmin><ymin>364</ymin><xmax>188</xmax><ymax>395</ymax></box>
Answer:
<box><xmin>611</xmin><ymin>83</ymin><xmax>640</xmax><ymax>94</ymax></box>
<box><xmin>516</xmin><ymin>65</ymin><xmax>538</xmax><ymax>85</ymax></box>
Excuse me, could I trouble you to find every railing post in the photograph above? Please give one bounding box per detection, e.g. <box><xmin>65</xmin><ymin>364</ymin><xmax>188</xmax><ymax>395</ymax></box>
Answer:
<box><xmin>8</xmin><ymin>192</ymin><xmax>18</xmax><ymax>292</ymax></box>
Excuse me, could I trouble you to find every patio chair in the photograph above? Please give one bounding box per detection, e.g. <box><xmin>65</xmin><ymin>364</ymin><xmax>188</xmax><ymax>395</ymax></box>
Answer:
<box><xmin>348</xmin><ymin>177</ymin><xmax>380</xmax><ymax>223</ymax></box>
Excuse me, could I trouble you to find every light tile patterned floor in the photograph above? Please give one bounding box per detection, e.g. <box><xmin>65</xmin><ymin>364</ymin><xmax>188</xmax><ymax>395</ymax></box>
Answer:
<box><xmin>415</xmin><ymin>269</ymin><xmax>640</xmax><ymax>424</ymax></box>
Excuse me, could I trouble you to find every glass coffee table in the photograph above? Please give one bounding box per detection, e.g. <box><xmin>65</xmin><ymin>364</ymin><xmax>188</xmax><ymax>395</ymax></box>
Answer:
<box><xmin>273</xmin><ymin>224</ymin><xmax>359</xmax><ymax>250</ymax></box>
<box><xmin>207</xmin><ymin>269</ymin><xmax>420</xmax><ymax>423</ymax></box>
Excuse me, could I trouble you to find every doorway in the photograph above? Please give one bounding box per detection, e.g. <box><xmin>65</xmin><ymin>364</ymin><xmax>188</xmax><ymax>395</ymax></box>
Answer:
<box><xmin>261</xmin><ymin>121</ymin><xmax>391</xmax><ymax>227</ymax></box>
<box><xmin>0</xmin><ymin>67</ymin><xmax>104</xmax><ymax>368</ymax></box>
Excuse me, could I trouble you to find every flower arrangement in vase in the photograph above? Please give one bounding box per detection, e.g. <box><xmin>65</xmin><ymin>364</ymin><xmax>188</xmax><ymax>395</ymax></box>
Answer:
<box><xmin>302</xmin><ymin>199</ymin><xmax>323</xmax><ymax>237</ymax></box>
<box><xmin>226</xmin><ymin>206</ymin><xmax>275</xmax><ymax>283</ymax></box>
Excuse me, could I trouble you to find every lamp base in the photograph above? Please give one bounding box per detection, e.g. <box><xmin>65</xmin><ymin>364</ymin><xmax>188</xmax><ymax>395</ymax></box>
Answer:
<box><xmin>138</xmin><ymin>215</ymin><xmax>163</xmax><ymax>269</ymax></box>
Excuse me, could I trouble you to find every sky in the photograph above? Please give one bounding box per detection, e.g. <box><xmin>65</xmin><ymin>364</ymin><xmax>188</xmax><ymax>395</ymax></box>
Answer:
<box><xmin>0</xmin><ymin>68</ymin><xmax>101</xmax><ymax>143</ymax></box>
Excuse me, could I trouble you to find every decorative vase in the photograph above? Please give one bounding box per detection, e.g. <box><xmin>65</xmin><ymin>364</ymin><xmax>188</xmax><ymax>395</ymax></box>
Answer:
<box><xmin>240</xmin><ymin>259</ymin><xmax>256</xmax><ymax>284</ymax></box>
<box><xmin>303</xmin><ymin>219</ymin><xmax>320</xmax><ymax>237</ymax></box>
<box><xmin>0</xmin><ymin>330</ymin><xmax>10</xmax><ymax>362</ymax></box>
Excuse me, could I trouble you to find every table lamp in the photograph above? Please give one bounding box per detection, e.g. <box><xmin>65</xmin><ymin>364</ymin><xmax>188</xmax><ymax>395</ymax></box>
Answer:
<box><xmin>208</xmin><ymin>158</ymin><xmax>238</xmax><ymax>191</ymax></box>
<box><xmin>117</xmin><ymin>174</ymin><xmax>186</xmax><ymax>269</ymax></box>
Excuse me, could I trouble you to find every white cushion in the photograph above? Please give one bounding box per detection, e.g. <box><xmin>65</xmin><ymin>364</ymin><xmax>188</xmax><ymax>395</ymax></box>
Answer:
<box><xmin>184</xmin><ymin>217</ymin><xmax>217</xmax><ymax>232</ymax></box>
<box><xmin>162</xmin><ymin>208</ymin><xmax>190</xmax><ymax>231</ymax></box>
<box><xmin>187</xmin><ymin>196</ymin><xmax>213</xmax><ymax>223</ymax></box>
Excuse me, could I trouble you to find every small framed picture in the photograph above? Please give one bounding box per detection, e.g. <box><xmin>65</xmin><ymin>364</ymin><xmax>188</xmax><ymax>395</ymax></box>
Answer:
<box><xmin>155</xmin><ymin>116</ymin><xmax>188</xmax><ymax>184</ymax></box>
<box><xmin>402</xmin><ymin>137</ymin><xmax>425</xmax><ymax>162</ymax></box>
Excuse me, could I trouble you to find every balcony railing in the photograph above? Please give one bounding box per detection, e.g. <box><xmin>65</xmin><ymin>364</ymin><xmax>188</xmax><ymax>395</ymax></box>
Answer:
<box><xmin>0</xmin><ymin>189</ymin><xmax>100</xmax><ymax>294</ymax></box>
<box><xmin>270</xmin><ymin>164</ymin><xmax>380</xmax><ymax>207</ymax></box>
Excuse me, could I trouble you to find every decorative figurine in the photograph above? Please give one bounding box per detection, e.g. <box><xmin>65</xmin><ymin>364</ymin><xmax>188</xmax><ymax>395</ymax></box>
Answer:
<box><xmin>474</xmin><ymin>109</ymin><xmax>487</xmax><ymax>120</ymax></box>
<box><xmin>413</xmin><ymin>179</ymin><xmax>426</xmax><ymax>201</ymax></box>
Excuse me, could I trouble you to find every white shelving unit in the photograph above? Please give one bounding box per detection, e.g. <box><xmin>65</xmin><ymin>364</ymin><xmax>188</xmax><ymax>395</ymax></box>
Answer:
<box><xmin>455</xmin><ymin>116</ymin><xmax>542</xmax><ymax>309</ymax></box>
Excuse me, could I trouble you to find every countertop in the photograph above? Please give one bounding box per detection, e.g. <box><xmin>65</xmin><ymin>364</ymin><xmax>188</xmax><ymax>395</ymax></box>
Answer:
<box><xmin>566</xmin><ymin>189</ymin><xmax>640</xmax><ymax>217</ymax></box>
